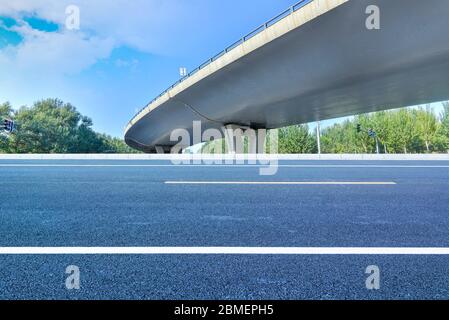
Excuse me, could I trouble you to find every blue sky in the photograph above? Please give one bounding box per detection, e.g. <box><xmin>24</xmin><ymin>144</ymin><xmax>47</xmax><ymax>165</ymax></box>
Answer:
<box><xmin>0</xmin><ymin>0</ymin><xmax>445</xmax><ymax>138</ymax></box>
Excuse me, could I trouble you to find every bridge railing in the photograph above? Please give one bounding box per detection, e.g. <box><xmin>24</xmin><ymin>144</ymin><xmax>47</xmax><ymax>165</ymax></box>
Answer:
<box><xmin>128</xmin><ymin>0</ymin><xmax>313</xmax><ymax>127</ymax></box>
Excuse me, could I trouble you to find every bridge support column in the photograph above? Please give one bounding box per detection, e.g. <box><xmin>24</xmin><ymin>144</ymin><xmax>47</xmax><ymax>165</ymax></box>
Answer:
<box><xmin>224</xmin><ymin>125</ymin><xmax>241</xmax><ymax>154</ymax></box>
<box><xmin>246</xmin><ymin>129</ymin><xmax>266</xmax><ymax>154</ymax></box>
<box><xmin>155</xmin><ymin>146</ymin><xmax>166</xmax><ymax>154</ymax></box>
<box><xmin>224</xmin><ymin>125</ymin><xmax>266</xmax><ymax>154</ymax></box>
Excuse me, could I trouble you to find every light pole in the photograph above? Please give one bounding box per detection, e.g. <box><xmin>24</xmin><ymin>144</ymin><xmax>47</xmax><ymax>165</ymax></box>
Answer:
<box><xmin>316</xmin><ymin>121</ymin><xmax>321</xmax><ymax>154</ymax></box>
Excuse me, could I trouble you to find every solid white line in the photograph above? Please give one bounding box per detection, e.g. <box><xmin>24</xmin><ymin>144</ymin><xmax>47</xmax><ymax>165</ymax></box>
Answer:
<box><xmin>277</xmin><ymin>165</ymin><xmax>449</xmax><ymax>168</ymax></box>
<box><xmin>0</xmin><ymin>247</ymin><xmax>447</xmax><ymax>255</ymax></box>
<box><xmin>165</xmin><ymin>181</ymin><xmax>397</xmax><ymax>185</ymax></box>
<box><xmin>0</xmin><ymin>164</ymin><xmax>447</xmax><ymax>168</ymax></box>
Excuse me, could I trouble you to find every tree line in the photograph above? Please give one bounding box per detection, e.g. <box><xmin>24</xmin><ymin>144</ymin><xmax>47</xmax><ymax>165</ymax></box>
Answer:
<box><xmin>0</xmin><ymin>99</ymin><xmax>138</xmax><ymax>153</ymax></box>
<box><xmin>202</xmin><ymin>103</ymin><xmax>449</xmax><ymax>154</ymax></box>
<box><xmin>2</xmin><ymin>98</ymin><xmax>449</xmax><ymax>154</ymax></box>
<box><xmin>320</xmin><ymin>103</ymin><xmax>449</xmax><ymax>154</ymax></box>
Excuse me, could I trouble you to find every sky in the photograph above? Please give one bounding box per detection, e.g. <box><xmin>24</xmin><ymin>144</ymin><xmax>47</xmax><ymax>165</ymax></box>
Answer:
<box><xmin>0</xmin><ymin>0</ymin><xmax>446</xmax><ymax>138</ymax></box>
<box><xmin>0</xmin><ymin>0</ymin><xmax>299</xmax><ymax>137</ymax></box>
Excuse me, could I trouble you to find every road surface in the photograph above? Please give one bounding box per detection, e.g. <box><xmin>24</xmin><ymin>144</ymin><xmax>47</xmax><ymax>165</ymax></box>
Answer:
<box><xmin>0</xmin><ymin>159</ymin><xmax>447</xmax><ymax>299</ymax></box>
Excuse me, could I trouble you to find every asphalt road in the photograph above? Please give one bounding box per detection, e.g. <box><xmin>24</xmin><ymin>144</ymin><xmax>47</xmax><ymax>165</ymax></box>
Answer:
<box><xmin>0</xmin><ymin>159</ymin><xmax>448</xmax><ymax>299</ymax></box>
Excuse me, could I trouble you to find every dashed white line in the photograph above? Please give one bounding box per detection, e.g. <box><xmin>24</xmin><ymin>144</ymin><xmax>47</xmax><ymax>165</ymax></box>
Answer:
<box><xmin>165</xmin><ymin>181</ymin><xmax>397</xmax><ymax>185</ymax></box>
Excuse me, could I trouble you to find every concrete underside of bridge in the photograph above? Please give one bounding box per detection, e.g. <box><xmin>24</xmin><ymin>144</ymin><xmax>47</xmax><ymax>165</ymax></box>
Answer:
<box><xmin>125</xmin><ymin>0</ymin><xmax>449</xmax><ymax>153</ymax></box>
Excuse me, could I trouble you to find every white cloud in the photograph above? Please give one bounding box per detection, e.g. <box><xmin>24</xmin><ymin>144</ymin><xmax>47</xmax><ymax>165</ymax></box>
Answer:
<box><xmin>115</xmin><ymin>58</ymin><xmax>139</xmax><ymax>69</ymax></box>
<box><xmin>7</xmin><ymin>24</ymin><xmax>114</xmax><ymax>74</ymax></box>
<box><xmin>0</xmin><ymin>0</ymin><xmax>220</xmax><ymax>136</ymax></box>
<box><xmin>0</xmin><ymin>0</ymin><xmax>202</xmax><ymax>72</ymax></box>
<box><xmin>0</xmin><ymin>0</ymin><xmax>201</xmax><ymax>76</ymax></box>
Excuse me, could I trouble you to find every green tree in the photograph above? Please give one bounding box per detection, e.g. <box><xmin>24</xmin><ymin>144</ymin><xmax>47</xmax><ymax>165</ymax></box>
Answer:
<box><xmin>416</xmin><ymin>105</ymin><xmax>438</xmax><ymax>152</ymax></box>
<box><xmin>388</xmin><ymin>109</ymin><xmax>418</xmax><ymax>153</ymax></box>
<box><xmin>201</xmin><ymin>138</ymin><xmax>226</xmax><ymax>154</ymax></box>
<box><xmin>3</xmin><ymin>99</ymin><xmax>448</xmax><ymax>155</ymax></box>
<box><xmin>0</xmin><ymin>102</ymin><xmax>15</xmax><ymax>153</ymax></box>
<box><xmin>11</xmin><ymin>99</ymin><xmax>91</xmax><ymax>153</ymax></box>
<box><xmin>434</xmin><ymin>102</ymin><xmax>449</xmax><ymax>152</ymax></box>
<box><xmin>278</xmin><ymin>125</ymin><xmax>316</xmax><ymax>153</ymax></box>
<box><xmin>1</xmin><ymin>98</ymin><xmax>136</xmax><ymax>154</ymax></box>
<box><xmin>102</xmin><ymin>135</ymin><xmax>141</xmax><ymax>153</ymax></box>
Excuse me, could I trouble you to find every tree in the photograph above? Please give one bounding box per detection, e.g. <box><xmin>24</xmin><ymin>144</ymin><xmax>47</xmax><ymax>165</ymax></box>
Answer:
<box><xmin>102</xmin><ymin>135</ymin><xmax>141</xmax><ymax>153</ymax></box>
<box><xmin>11</xmin><ymin>99</ymin><xmax>92</xmax><ymax>153</ymax></box>
<box><xmin>0</xmin><ymin>102</ymin><xmax>15</xmax><ymax>153</ymax></box>
<box><xmin>319</xmin><ymin>106</ymin><xmax>444</xmax><ymax>154</ymax></box>
<box><xmin>371</xmin><ymin>111</ymin><xmax>391</xmax><ymax>153</ymax></box>
<box><xmin>389</xmin><ymin>109</ymin><xmax>418</xmax><ymax>153</ymax></box>
<box><xmin>415</xmin><ymin>105</ymin><xmax>438</xmax><ymax>152</ymax></box>
<box><xmin>278</xmin><ymin>125</ymin><xmax>316</xmax><ymax>153</ymax></box>
<box><xmin>201</xmin><ymin>138</ymin><xmax>226</xmax><ymax>154</ymax></box>
<box><xmin>1</xmin><ymin>99</ymin><xmax>137</xmax><ymax>154</ymax></box>
<box><xmin>321</xmin><ymin>118</ymin><xmax>373</xmax><ymax>154</ymax></box>
<box><xmin>3</xmin><ymin>99</ymin><xmax>448</xmax><ymax>155</ymax></box>
<box><xmin>434</xmin><ymin>102</ymin><xmax>449</xmax><ymax>152</ymax></box>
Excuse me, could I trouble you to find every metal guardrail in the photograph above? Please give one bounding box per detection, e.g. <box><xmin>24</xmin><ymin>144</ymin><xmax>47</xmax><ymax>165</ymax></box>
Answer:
<box><xmin>128</xmin><ymin>0</ymin><xmax>313</xmax><ymax>127</ymax></box>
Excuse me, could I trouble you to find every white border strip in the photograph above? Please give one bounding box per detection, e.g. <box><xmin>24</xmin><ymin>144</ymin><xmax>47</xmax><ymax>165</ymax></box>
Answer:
<box><xmin>0</xmin><ymin>154</ymin><xmax>448</xmax><ymax>161</ymax></box>
<box><xmin>0</xmin><ymin>247</ymin><xmax>448</xmax><ymax>255</ymax></box>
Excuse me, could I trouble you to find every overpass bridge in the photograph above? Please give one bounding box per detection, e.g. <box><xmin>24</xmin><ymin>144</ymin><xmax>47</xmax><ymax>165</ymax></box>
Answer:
<box><xmin>125</xmin><ymin>0</ymin><xmax>449</xmax><ymax>153</ymax></box>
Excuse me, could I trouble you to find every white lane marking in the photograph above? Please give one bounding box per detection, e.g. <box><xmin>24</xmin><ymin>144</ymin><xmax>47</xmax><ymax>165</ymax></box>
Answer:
<box><xmin>271</xmin><ymin>165</ymin><xmax>449</xmax><ymax>168</ymax></box>
<box><xmin>0</xmin><ymin>247</ymin><xmax>447</xmax><ymax>255</ymax></box>
<box><xmin>0</xmin><ymin>164</ymin><xmax>447</xmax><ymax>168</ymax></box>
<box><xmin>165</xmin><ymin>181</ymin><xmax>397</xmax><ymax>185</ymax></box>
